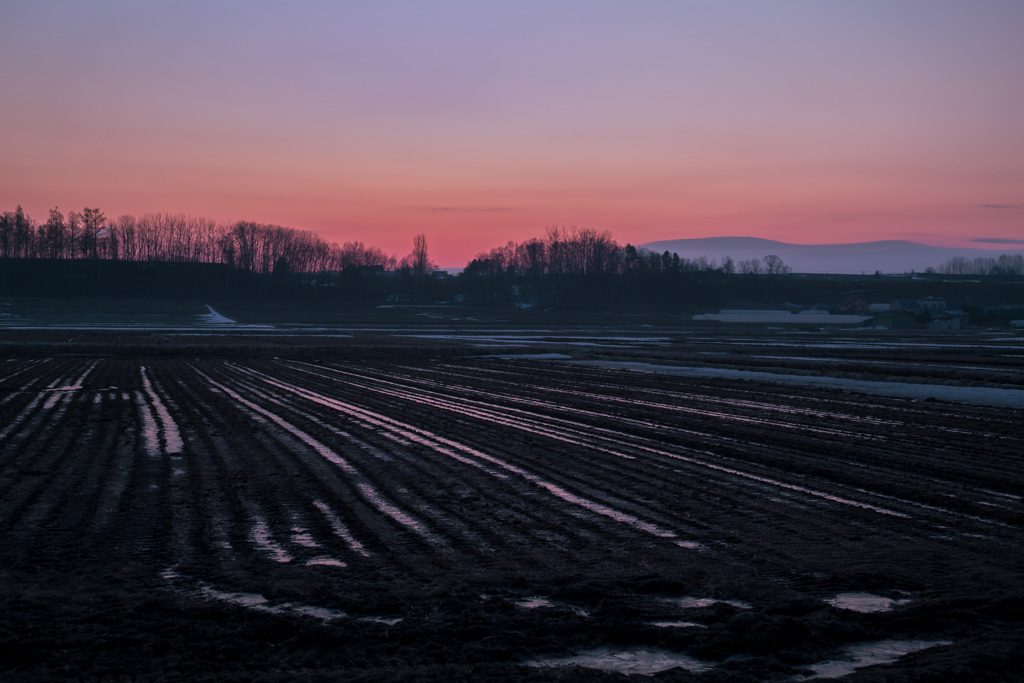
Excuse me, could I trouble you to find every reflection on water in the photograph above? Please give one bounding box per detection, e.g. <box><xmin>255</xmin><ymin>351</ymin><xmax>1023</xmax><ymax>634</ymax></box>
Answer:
<box><xmin>250</xmin><ymin>518</ymin><xmax>293</xmax><ymax>563</ymax></box>
<box><xmin>650</xmin><ymin>621</ymin><xmax>705</xmax><ymax>628</ymax></box>
<box><xmin>825</xmin><ymin>592</ymin><xmax>910</xmax><ymax>613</ymax></box>
<box><xmin>140</xmin><ymin>366</ymin><xmax>183</xmax><ymax>454</ymax></box>
<box><xmin>798</xmin><ymin>639</ymin><xmax>951</xmax><ymax>679</ymax></box>
<box><xmin>358</xmin><ymin>616</ymin><xmax>403</xmax><ymax>625</ymax></box>
<box><xmin>673</xmin><ymin>596</ymin><xmax>752</xmax><ymax>610</ymax></box>
<box><xmin>514</xmin><ymin>596</ymin><xmax>589</xmax><ymax>616</ymax></box>
<box><xmin>290</xmin><ymin>526</ymin><xmax>321</xmax><ymax>548</ymax></box>
<box><xmin>516</xmin><ymin>596</ymin><xmax>554</xmax><ymax>609</ymax></box>
<box><xmin>527</xmin><ymin>647</ymin><xmax>714</xmax><ymax>675</ymax></box>
<box><xmin>313</xmin><ymin>500</ymin><xmax>371</xmax><ymax>557</ymax></box>
<box><xmin>675</xmin><ymin>540</ymin><xmax>704</xmax><ymax>550</ymax></box>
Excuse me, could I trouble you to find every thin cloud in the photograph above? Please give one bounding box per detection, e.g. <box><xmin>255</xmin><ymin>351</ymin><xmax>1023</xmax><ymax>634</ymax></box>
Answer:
<box><xmin>411</xmin><ymin>206</ymin><xmax>517</xmax><ymax>213</ymax></box>
<box><xmin>972</xmin><ymin>238</ymin><xmax>1024</xmax><ymax>245</ymax></box>
<box><xmin>977</xmin><ymin>203</ymin><xmax>1024</xmax><ymax>210</ymax></box>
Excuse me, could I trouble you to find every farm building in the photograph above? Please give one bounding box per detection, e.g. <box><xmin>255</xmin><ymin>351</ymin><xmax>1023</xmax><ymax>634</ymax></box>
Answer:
<box><xmin>838</xmin><ymin>295</ymin><xmax>870</xmax><ymax>314</ymax></box>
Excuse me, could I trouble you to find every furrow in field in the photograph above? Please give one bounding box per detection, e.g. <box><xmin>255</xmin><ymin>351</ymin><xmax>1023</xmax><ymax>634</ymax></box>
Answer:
<box><xmin>288</xmin><ymin>362</ymin><xmax>915</xmax><ymax>521</ymax></box>
<box><xmin>0</xmin><ymin>371</ymin><xmax>108</xmax><ymax>550</ymax></box>
<box><xmin>229</xmin><ymin>362</ymin><xmax>685</xmax><ymax>544</ymax></box>
<box><xmin>274</xmin><ymin>361</ymin><xmax>707</xmax><ymax>535</ymax></box>
<box><xmin>275</xmin><ymin>364</ymin><xmax>956</xmax><ymax>562</ymax></box>
<box><xmin>216</xmin><ymin>363</ymin><xmax>585</xmax><ymax>556</ymax></box>
<box><xmin>418</xmin><ymin>362</ymin><xmax>885</xmax><ymax>440</ymax></box>
<box><xmin>171</xmin><ymin>374</ymin><xmax>353</xmax><ymax>568</ymax></box>
<box><xmin>422</xmin><ymin>361</ymin><xmax>1023</xmax><ymax>520</ymax></box>
<box><xmin>193</xmin><ymin>365</ymin><xmax>442</xmax><ymax>547</ymax></box>
<box><xmin>51</xmin><ymin>388</ymin><xmax>128</xmax><ymax>542</ymax></box>
<box><xmin>486</xmin><ymin>380</ymin><xmax>1019</xmax><ymax>514</ymax></box>
<box><xmin>177</xmin><ymin>361</ymin><xmax>471</xmax><ymax>574</ymax></box>
<box><xmin>0</xmin><ymin>361</ymin><xmax>101</xmax><ymax>527</ymax></box>
<box><xmin>0</xmin><ymin>360</ymin><xmax>92</xmax><ymax>447</ymax></box>
<box><xmin>157</xmin><ymin>368</ymin><xmax>253</xmax><ymax>568</ymax></box>
<box><xmin>453</xmin><ymin>359</ymin><xmax>1018</xmax><ymax>438</ymax></box>
<box><xmin>166</xmin><ymin>362</ymin><xmax>347</xmax><ymax>573</ymax></box>
<box><xmin>140</xmin><ymin>365</ymin><xmax>184</xmax><ymax>455</ymax></box>
<box><xmin>539</xmin><ymin>372</ymin><xmax>1024</xmax><ymax>506</ymax></box>
<box><xmin>0</xmin><ymin>359</ymin><xmax>48</xmax><ymax>403</ymax></box>
<box><xmin>321</xmin><ymin>361</ymin><xmax>1022</xmax><ymax>531</ymax></box>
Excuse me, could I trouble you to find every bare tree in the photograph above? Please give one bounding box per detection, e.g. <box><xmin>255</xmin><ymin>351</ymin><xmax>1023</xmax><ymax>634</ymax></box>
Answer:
<box><xmin>738</xmin><ymin>258</ymin><xmax>762</xmax><ymax>275</ymax></box>
<box><xmin>762</xmin><ymin>254</ymin><xmax>791</xmax><ymax>275</ymax></box>
<box><xmin>39</xmin><ymin>207</ymin><xmax>66</xmax><ymax>259</ymax></box>
<box><xmin>79</xmin><ymin>208</ymin><xmax>105</xmax><ymax>259</ymax></box>
<box><xmin>407</xmin><ymin>233</ymin><xmax>434</xmax><ymax>277</ymax></box>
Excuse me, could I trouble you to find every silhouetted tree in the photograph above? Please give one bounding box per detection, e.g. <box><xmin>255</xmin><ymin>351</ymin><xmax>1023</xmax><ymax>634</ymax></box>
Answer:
<box><xmin>80</xmin><ymin>207</ymin><xmax>105</xmax><ymax>259</ymax></box>
<box><xmin>43</xmin><ymin>207</ymin><xmax>67</xmax><ymax>259</ymax></box>
<box><xmin>401</xmin><ymin>233</ymin><xmax>434</xmax><ymax>277</ymax></box>
<box><xmin>762</xmin><ymin>254</ymin><xmax>790</xmax><ymax>275</ymax></box>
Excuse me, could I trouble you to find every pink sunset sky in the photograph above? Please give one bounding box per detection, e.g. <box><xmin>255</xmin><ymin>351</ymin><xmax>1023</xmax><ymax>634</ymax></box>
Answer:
<box><xmin>1</xmin><ymin>1</ymin><xmax>1022</xmax><ymax>267</ymax></box>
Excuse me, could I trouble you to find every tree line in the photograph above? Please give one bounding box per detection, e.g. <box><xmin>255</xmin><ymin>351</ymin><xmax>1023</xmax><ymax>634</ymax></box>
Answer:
<box><xmin>464</xmin><ymin>226</ymin><xmax>791</xmax><ymax>278</ymax></box>
<box><xmin>3</xmin><ymin>206</ymin><xmax>787</xmax><ymax>281</ymax></box>
<box><xmin>4</xmin><ymin>205</ymin><xmax>1023</xmax><ymax>312</ymax></box>
<box><xmin>0</xmin><ymin>205</ymin><xmax>398</xmax><ymax>274</ymax></box>
<box><xmin>929</xmin><ymin>254</ymin><xmax>1024</xmax><ymax>277</ymax></box>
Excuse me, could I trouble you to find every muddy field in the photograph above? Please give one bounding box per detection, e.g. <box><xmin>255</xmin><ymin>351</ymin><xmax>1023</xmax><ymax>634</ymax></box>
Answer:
<box><xmin>2</xmin><ymin>336</ymin><xmax>1022</xmax><ymax>681</ymax></box>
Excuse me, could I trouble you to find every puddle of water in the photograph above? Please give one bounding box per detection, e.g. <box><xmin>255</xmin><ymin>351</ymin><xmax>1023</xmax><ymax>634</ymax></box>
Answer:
<box><xmin>198</xmin><ymin>585</ymin><xmax>347</xmax><ymax>621</ymax></box>
<box><xmin>42</xmin><ymin>392</ymin><xmax>64</xmax><ymax>410</ymax></box>
<box><xmin>675</xmin><ymin>540</ymin><xmax>704</xmax><ymax>550</ymax></box>
<box><xmin>136</xmin><ymin>390</ymin><xmax>161</xmax><ymax>457</ymax></box>
<box><xmin>312</xmin><ymin>500</ymin><xmax>371</xmax><ymax>557</ymax></box>
<box><xmin>164</xmin><ymin>567</ymin><xmax>349</xmax><ymax>622</ymax></box>
<box><xmin>650</xmin><ymin>621</ymin><xmax>706</xmax><ymax>628</ymax></box>
<box><xmin>825</xmin><ymin>592</ymin><xmax>910</xmax><ymax>613</ymax></box>
<box><xmin>250</xmin><ymin>519</ymin><xmax>293</xmax><ymax>563</ymax></box>
<box><xmin>290</xmin><ymin>527</ymin><xmax>321</xmax><ymax>548</ymax></box>
<box><xmin>514</xmin><ymin>596</ymin><xmax>588</xmax><ymax>616</ymax></box>
<box><xmin>799</xmin><ymin>639</ymin><xmax>951</xmax><ymax>679</ymax></box>
<box><xmin>358</xmin><ymin>616</ymin><xmax>403</xmax><ymax>626</ymax></box>
<box><xmin>673</xmin><ymin>596</ymin><xmax>752</xmax><ymax>610</ymax></box>
<box><xmin>527</xmin><ymin>647</ymin><xmax>714</xmax><ymax>676</ymax></box>
<box><xmin>517</xmin><ymin>596</ymin><xmax>554</xmax><ymax>609</ymax></box>
<box><xmin>356</xmin><ymin>482</ymin><xmax>435</xmax><ymax>539</ymax></box>
<box><xmin>305</xmin><ymin>556</ymin><xmax>346</xmax><ymax>567</ymax></box>
<box><xmin>140</xmin><ymin>366</ymin><xmax>184</xmax><ymax>454</ymax></box>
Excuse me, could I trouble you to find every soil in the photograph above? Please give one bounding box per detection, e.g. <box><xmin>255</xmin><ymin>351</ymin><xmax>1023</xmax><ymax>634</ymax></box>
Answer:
<box><xmin>1</xmin><ymin>340</ymin><xmax>1022</xmax><ymax>680</ymax></box>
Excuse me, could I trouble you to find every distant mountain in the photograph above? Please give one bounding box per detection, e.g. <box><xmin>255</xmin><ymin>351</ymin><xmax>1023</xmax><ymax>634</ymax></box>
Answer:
<box><xmin>637</xmin><ymin>237</ymin><xmax>1024</xmax><ymax>275</ymax></box>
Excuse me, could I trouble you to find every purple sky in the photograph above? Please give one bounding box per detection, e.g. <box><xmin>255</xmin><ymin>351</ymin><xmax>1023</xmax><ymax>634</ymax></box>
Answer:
<box><xmin>1</xmin><ymin>1</ymin><xmax>1022</xmax><ymax>265</ymax></box>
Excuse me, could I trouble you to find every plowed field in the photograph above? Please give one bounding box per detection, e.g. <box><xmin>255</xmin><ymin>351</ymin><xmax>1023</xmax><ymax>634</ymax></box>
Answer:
<box><xmin>1</xmin><ymin>355</ymin><xmax>1022</xmax><ymax>681</ymax></box>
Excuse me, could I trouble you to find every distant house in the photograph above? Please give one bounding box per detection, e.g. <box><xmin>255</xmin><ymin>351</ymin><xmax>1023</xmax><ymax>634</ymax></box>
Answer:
<box><xmin>870</xmin><ymin>310</ymin><xmax>917</xmax><ymax>329</ymax></box>
<box><xmin>839</xmin><ymin>295</ymin><xmax>870</xmax><ymax>314</ymax></box>
<box><xmin>927</xmin><ymin>316</ymin><xmax>961</xmax><ymax>331</ymax></box>
<box><xmin>890</xmin><ymin>298</ymin><xmax>918</xmax><ymax>312</ymax></box>
<box><xmin>916</xmin><ymin>298</ymin><xmax>946</xmax><ymax>316</ymax></box>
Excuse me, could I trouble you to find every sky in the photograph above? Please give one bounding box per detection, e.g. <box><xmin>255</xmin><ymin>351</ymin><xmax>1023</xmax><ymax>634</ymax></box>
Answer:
<box><xmin>1</xmin><ymin>1</ymin><xmax>1022</xmax><ymax>267</ymax></box>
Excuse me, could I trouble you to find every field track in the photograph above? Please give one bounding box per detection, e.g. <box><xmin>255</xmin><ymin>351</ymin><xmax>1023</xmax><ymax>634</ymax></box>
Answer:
<box><xmin>1</xmin><ymin>356</ymin><xmax>1022</xmax><ymax>680</ymax></box>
